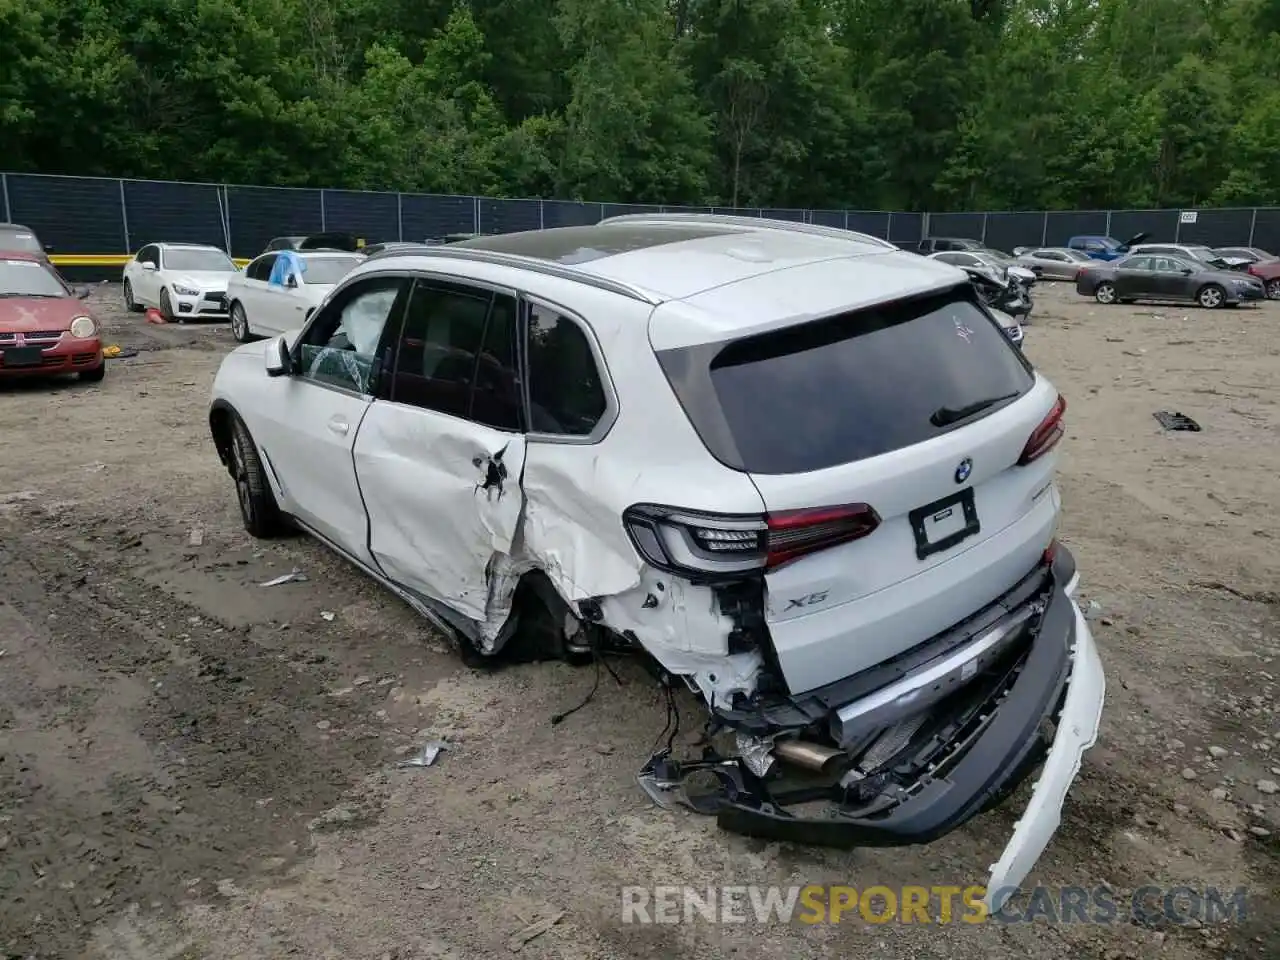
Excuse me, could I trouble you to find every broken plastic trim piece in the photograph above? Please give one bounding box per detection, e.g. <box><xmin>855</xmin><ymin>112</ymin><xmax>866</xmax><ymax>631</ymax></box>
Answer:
<box><xmin>1153</xmin><ymin>410</ymin><xmax>1201</xmax><ymax>432</ymax></box>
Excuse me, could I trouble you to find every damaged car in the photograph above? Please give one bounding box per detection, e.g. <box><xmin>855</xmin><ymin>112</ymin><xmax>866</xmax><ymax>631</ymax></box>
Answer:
<box><xmin>207</xmin><ymin>214</ymin><xmax>1104</xmax><ymax>908</ymax></box>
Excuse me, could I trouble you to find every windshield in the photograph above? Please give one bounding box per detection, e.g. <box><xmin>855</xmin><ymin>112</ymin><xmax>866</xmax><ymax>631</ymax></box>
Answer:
<box><xmin>0</xmin><ymin>229</ymin><xmax>43</xmax><ymax>254</ymax></box>
<box><xmin>1187</xmin><ymin>246</ymin><xmax>1215</xmax><ymax>261</ymax></box>
<box><xmin>658</xmin><ymin>288</ymin><xmax>1034</xmax><ymax>474</ymax></box>
<box><xmin>1063</xmin><ymin>250</ymin><xmax>1092</xmax><ymax>262</ymax></box>
<box><xmin>302</xmin><ymin>256</ymin><xmax>361</xmax><ymax>284</ymax></box>
<box><xmin>164</xmin><ymin>248</ymin><xmax>235</xmax><ymax>272</ymax></box>
<box><xmin>0</xmin><ymin>258</ymin><xmax>66</xmax><ymax>297</ymax></box>
<box><xmin>975</xmin><ymin>252</ymin><xmax>1011</xmax><ymax>266</ymax></box>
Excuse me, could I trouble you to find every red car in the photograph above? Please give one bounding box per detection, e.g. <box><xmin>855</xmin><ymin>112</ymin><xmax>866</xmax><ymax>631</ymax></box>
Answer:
<box><xmin>1246</xmin><ymin>259</ymin><xmax>1280</xmax><ymax>300</ymax></box>
<box><xmin>0</xmin><ymin>252</ymin><xmax>105</xmax><ymax>382</ymax></box>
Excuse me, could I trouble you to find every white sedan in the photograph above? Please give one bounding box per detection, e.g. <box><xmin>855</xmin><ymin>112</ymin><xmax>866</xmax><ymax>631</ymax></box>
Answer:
<box><xmin>227</xmin><ymin>250</ymin><xmax>364</xmax><ymax>342</ymax></box>
<box><xmin>122</xmin><ymin>243</ymin><xmax>240</xmax><ymax>321</ymax></box>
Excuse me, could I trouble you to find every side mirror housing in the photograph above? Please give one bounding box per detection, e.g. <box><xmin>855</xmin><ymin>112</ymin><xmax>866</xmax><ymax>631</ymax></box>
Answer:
<box><xmin>77</xmin><ymin>287</ymin><xmax>91</xmax><ymax>300</ymax></box>
<box><xmin>141</xmin><ymin>261</ymin><xmax>157</xmax><ymax>272</ymax></box>
<box><xmin>1181</xmin><ymin>268</ymin><xmax>1194</xmax><ymax>275</ymax></box>
<box><xmin>264</xmin><ymin>335</ymin><xmax>293</xmax><ymax>377</ymax></box>
<box><xmin>285</xmin><ymin>274</ymin><xmax>298</xmax><ymax>289</ymax></box>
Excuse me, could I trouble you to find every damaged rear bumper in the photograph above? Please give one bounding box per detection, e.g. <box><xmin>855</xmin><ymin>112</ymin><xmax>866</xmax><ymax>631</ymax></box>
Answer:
<box><xmin>638</xmin><ymin>548</ymin><xmax>1104</xmax><ymax>907</ymax></box>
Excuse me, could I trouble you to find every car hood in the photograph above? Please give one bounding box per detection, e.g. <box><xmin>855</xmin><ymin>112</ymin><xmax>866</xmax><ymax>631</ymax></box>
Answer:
<box><xmin>0</xmin><ymin>296</ymin><xmax>84</xmax><ymax>332</ymax></box>
<box><xmin>172</xmin><ymin>270</ymin><xmax>237</xmax><ymax>287</ymax></box>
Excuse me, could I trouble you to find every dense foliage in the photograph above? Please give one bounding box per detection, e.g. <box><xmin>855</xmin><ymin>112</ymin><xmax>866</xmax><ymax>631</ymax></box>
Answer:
<box><xmin>3</xmin><ymin>0</ymin><xmax>1279</xmax><ymax>210</ymax></box>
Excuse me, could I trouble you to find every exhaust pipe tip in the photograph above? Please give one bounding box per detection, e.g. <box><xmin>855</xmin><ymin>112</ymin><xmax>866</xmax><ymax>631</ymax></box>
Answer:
<box><xmin>772</xmin><ymin>738</ymin><xmax>845</xmax><ymax>776</ymax></box>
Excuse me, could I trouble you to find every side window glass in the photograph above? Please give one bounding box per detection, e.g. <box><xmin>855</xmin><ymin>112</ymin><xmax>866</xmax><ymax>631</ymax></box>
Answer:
<box><xmin>470</xmin><ymin>294</ymin><xmax>522</xmax><ymax>431</ymax></box>
<box><xmin>251</xmin><ymin>254</ymin><xmax>277</xmax><ymax>281</ymax></box>
<box><xmin>299</xmin><ymin>276</ymin><xmax>406</xmax><ymax>393</ymax></box>
<box><xmin>140</xmin><ymin>246</ymin><xmax>158</xmax><ymax>266</ymax></box>
<box><xmin>525</xmin><ymin>304</ymin><xmax>607</xmax><ymax>437</ymax></box>
<box><xmin>390</xmin><ymin>281</ymin><xmax>493</xmax><ymax>419</ymax></box>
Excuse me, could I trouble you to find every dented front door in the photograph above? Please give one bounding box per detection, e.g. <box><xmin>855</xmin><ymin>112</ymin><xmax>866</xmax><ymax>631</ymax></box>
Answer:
<box><xmin>352</xmin><ymin>402</ymin><xmax>527</xmax><ymax>623</ymax></box>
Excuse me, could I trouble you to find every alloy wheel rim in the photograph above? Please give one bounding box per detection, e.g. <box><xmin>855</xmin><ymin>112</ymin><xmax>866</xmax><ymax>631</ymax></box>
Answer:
<box><xmin>1202</xmin><ymin>288</ymin><xmax>1221</xmax><ymax>307</ymax></box>
<box><xmin>1097</xmin><ymin>284</ymin><xmax>1115</xmax><ymax>303</ymax></box>
<box><xmin>231</xmin><ymin>433</ymin><xmax>253</xmax><ymax>520</ymax></box>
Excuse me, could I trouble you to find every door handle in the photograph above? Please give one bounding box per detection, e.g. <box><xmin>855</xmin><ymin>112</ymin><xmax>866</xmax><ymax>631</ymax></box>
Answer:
<box><xmin>327</xmin><ymin>416</ymin><xmax>349</xmax><ymax>436</ymax></box>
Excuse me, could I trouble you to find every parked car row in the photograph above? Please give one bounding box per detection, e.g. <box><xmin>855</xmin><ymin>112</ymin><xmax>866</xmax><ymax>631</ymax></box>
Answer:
<box><xmin>920</xmin><ymin>231</ymin><xmax>1280</xmax><ymax>302</ymax></box>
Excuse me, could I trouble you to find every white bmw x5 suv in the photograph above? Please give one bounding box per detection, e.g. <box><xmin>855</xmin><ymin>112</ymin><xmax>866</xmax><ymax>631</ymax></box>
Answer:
<box><xmin>208</xmin><ymin>214</ymin><xmax>1104</xmax><ymax>906</ymax></box>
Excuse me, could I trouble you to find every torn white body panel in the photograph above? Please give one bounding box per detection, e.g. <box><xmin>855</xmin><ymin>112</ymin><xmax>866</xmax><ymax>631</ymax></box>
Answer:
<box><xmin>353</xmin><ymin>401</ymin><xmax>527</xmax><ymax>622</ymax></box>
<box><xmin>986</xmin><ymin>598</ymin><xmax>1105</xmax><ymax>912</ymax></box>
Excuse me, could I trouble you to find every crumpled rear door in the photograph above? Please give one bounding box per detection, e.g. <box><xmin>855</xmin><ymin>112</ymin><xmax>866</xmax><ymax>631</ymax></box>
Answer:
<box><xmin>354</xmin><ymin>402</ymin><xmax>527</xmax><ymax>622</ymax></box>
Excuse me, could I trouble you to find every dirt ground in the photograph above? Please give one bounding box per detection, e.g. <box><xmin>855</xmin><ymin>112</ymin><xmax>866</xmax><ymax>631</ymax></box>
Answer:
<box><xmin>1</xmin><ymin>279</ymin><xmax>1278</xmax><ymax>960</ymax></box>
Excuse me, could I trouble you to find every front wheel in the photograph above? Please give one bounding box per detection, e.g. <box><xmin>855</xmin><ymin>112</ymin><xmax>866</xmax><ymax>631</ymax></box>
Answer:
<box><xmin>1267</xmin><ymin>278</ymin><xmax>1280</xmax><ymax>300</ymax></box>
<box><xmin>1197</xmin><ymin>284</ymin><xmax>1226</xmax><ymax>309</ymax></box>
<box><xmin>1094</xmin><ymin>282</ymin><xmax>1117</xmax><ymax>305</ymax></box>
<box><xmin>230</xmin><ymin>302</ymin><xmax>251</xmax><ymax>342</ymax></box>
<box><xmin>229</xmin><ymin>415</ymin><xmax>287</xmax><ymax>538</ymax></box>
<box><xmin>160</xmin><ymin>288</ymin><xmax>180</xmax><ymax>323</ymax></box>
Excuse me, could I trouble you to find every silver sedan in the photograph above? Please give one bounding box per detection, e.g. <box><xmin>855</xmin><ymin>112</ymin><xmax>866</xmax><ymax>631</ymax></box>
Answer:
<box><xmin>1014</xmin><ymin>247</ymin><xmax>1095</xmax><ymax>281</ymax></box>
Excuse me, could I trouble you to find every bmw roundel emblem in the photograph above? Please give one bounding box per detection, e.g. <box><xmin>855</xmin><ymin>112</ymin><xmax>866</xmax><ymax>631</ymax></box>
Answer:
<box><xmin>955</xmin><ymin>457</ymin><xmax>973</xmax><ymax>484</ymax></box>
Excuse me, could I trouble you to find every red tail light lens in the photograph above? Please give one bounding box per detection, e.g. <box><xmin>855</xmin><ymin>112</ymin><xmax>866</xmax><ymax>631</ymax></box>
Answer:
<box><xmin>1018</xmin><ymin>394</ymin><xmax>1067</xmax><ymax>465</ymax></box>
<box><xmin>1042</xmin><ymin>538</ymin><xmax>1059</xmax><ymax>566</ymax></box>
<box><xmin>1248</xmin><ymin>265</ymin><xmax>1261</xmax><ymax>278</ymax></box>
<box><xmin>766</xmin><ymin>504</ymin><xmax>881</xmax><ymax>569</ymax></box>
<box><xmin>622</xmin><ymin>502</ymin><xmax>881</xmax><ymax>579</ymax></box>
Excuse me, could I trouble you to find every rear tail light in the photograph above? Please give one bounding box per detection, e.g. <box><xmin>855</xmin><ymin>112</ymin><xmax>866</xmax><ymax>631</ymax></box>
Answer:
<box><xmin>623</xmin><ymin>502</ymin><xmax>881</xmax><ymax>579</ymax></box>
<box><xmin>1018</xmin><ymin>393</ymin><xmax>1067</xmax><ymax>465</ymax></box>
<box><xmin>1248</xmin><ymin>265</ymin><xmax>1261</xmax><ymax>278</ymax></box>
<box><xmin>1042</xmin><ymin>538</ymin><xmax>1059</xmax><ymax>566</ymax></box>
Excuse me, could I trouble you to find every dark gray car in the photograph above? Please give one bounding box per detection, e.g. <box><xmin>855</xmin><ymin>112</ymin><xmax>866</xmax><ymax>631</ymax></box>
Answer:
<box><xmin>1076</xmin><ymin>253</ymin><xmax>1266</xmax><ymax>309</ymax></box>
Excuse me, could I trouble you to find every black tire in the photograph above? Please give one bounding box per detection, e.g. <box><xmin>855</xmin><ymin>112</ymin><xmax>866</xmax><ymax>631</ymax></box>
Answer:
<box><xmin>78</xmin><ymin>364</ymin><xmax>106</xmax><ymax>383</ymax></box>
<box><xmin>229</xmin><ymin>415</ymin><xmax>287</xmax><ymax>538</ymax></box>
<box><xmin>1094</xmin><ymin>282</ymin><xmax>1117</xmax><ymax>305</ymax></box>
<box><xmin>161</xmin><ymin>288</ymin><xmax>181</xmax><ymax>324</ymax></box>
<box><xmin>230</xmin><ymin>301</ymin><xmax>251</xmax><ymax>342</ymax></box>
<box><xmin>1196</xmin><ymin>283</ymin><xmax>1226</xmax><ymax>309</ymax></box>
<box><xmin>1267</xmin><ymin>278</ymin><xmax>1280</xmax><ymax>300</ymax></box>
<box><xmin>122</xmin><ymin>279</ymin><xmax>142</xmax><ymax>313</ymax></box>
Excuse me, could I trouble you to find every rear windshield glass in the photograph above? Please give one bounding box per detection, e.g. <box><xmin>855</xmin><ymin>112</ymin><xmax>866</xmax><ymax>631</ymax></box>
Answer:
<box><xmin>658</xmin><ymin>288</ymin><xmax>1035</xmax><ymax>475</ymax></box>
<box><xmin>0</xmin><ymin>229</ymin><xmax>42</xmax><ymax>253</ymax></box>
<box><xmin>302</xmin><ymin>257</ymin><xmax>360</xmax><ymax>284</ymax></box>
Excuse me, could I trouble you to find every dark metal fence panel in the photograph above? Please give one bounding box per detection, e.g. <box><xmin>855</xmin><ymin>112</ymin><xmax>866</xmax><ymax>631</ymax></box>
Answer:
<box><xmin>1175</xmin><ymin>208</ymin><xmax>1255</xmax><ymax>247</ymax></box>
<box><xmin>927</xmin><ymin>212</ymin><xmax>985</xmax><ymax>241</ymax></box>
<box><xmin>542</xmin><ymin>200</ymin><xmax>601</xmax><ymax>228</ymax></box>
<box><xmin>226</xmin><ymin>185</ymin><xmax>322</xmax><ymax>258</ymax></box>
<box><xmin>479</xmin><ymin>198</ymin><xmax>541</xmax><ymax>234</ymax></box>
<box><xmin>887</xmin><ymin>212</ymin><xmax>923</xmax><ymax>244</ymax></box>
<box><xmin>122</xmin><ymin>179</ymin><xmax>224</xmax><ymax>251</ymax></box>
<box><xmin>1109</xmin><ymin>209</ymin><xmax>1178</xmax><ymax>244</ymax></box>
<box><xmin>322</xmin><ymin>189</ymin><xmax>399</xmax><ymax>243</ymax></box>
<box><xmin>400</xmin><ymin>193</ymin><xmax>475</xmax><ymax>241</ymax></box>
<box><xmin>10</xmin><ymin>173</ymin><xmax>1280</xmax><ymax>269</ymax></box>
<box><xmin>6</xmin><ymin>174</ymin><xmax>126</xmax><ymax>254</ymax></box>
<box><xmin>985</xmin><ymin>212</ymin><xmax>1046</xmax><ymax>252</ymax></box>
<box><xmin>1043</xmin><ymin>211</ymin><xmax>1108</xmax><ymax>246</ymax></box>
<box><xmin>1252</xmin><ymin>208</ymin><xmax>1280</xmax><ymax>254</ymax></box>
<box><xmin>847</xmin><ymin>212</ymin><xmax>890</xmax><ymax>239</ymax></box>
<box><xmin>601</xmin><ymin>203</ymin><xmax>661</xmax><ymax>220</ymax></box>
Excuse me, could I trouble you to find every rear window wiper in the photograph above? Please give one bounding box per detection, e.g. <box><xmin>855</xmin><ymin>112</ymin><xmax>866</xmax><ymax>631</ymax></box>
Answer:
<box><xmin>930</xmin><ymin>391</ymin><xmax>1020</xmax><ymax>427</ymax></box>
